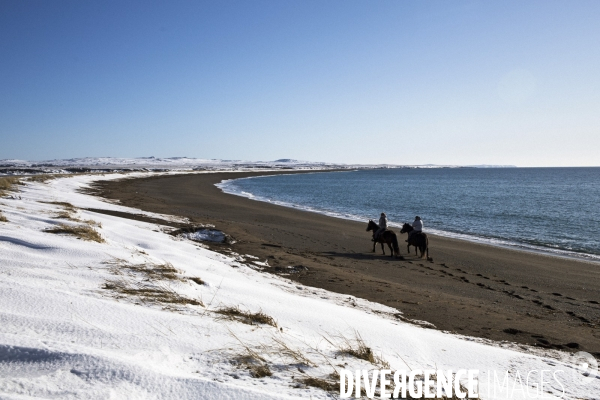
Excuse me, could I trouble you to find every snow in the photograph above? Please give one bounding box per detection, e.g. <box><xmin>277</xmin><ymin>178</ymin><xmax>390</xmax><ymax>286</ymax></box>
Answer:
<box><xmin>180</xmin><ymin>229</ymin><xmax>228</xmax><ymax>243</ymax></box>
<box><xmin>0</xmin><ymin>157</ymin><xmax>516</xmax><ymax>173</ymax></box>
<box><xmin>0</xmin><ymin>157</ymin><xmax>341</xmax><ymax>172</ymax></box>
<box><xmin>0</xmin><ymin>172</ymin><xmax>597</xmax><ymax>399</ymax></box>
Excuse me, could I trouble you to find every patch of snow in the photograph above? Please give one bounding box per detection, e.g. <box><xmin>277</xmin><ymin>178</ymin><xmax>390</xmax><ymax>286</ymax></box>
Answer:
<box><xmin>180</xmin><ymin>229</ymin><xmax>227</xmax><ymax>243</ymax></box>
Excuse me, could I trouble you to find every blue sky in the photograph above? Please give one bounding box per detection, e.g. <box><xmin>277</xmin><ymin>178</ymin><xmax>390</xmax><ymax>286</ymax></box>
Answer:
<box><xmin>1</xmin><ymin>1</ymin><xmax>599</xmax><ymax>166</ymax></box>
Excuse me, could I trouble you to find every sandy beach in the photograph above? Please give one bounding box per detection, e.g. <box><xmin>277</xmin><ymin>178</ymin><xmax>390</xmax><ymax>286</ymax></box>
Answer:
<box><xmin>90</xmin><ymin>171</ymin><xmax>600</xmax><ymax>357</ymax></box>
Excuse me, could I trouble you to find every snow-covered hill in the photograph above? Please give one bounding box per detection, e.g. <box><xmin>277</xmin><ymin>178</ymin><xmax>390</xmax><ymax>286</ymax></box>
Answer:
<box><xmin>0</xmin><ymin>157</ymin><xmax>517</xmax><ymax>175</ymax></box>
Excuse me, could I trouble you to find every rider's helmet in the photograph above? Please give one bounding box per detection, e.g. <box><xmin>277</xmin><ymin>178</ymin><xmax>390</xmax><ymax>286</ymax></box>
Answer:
<box><xmin>415</xmin><ymin>216</ymin><xmax>421</xmax><ymax>220</ymax></box>
<box><xmin>381</xmin><ymin>212</ymin><xmax>386</xmax><ymax>217</ymax></box>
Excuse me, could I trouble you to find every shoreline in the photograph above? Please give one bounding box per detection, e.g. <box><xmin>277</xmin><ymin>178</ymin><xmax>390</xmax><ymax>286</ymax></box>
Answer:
<box><xmin>218</xmin><ymin>171</ymin><xmax>600</xmax><ymax>265</ymax></box>
<box><xmin>89</xmin><ymin>170</ymin><xmax>600</xmax><ymax>358</ymax></box>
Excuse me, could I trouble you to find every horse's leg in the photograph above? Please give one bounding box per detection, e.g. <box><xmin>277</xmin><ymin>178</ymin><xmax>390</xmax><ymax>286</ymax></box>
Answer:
<box><xmin>380</xmin><ymin>242</ymin><xmax>385</xmax><ymax>255</ymax></box>
<box><xmin>387</xmin><ymin>242</ymin><xmax>393</xmax><ymax>257</ymax></box>
<box><xmin>372</xmin><ymin>239</ymin><xmax>376</xmax><ymax>253</ymax></box>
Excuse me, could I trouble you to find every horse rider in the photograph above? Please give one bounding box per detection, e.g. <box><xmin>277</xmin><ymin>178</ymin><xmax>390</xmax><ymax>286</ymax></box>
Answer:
<box><xmin>406</xmin><ymin>216</ymin><xmax>423</xmax><ymax>242</ymax></box>
<box><xmin>374</xmin><ymin>212</ymin><xmax>388</xmax><ymax>241</ymax></box>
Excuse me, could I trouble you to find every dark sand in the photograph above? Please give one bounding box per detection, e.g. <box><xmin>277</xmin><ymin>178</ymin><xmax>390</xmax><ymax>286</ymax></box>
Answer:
<box><xmin>90</xmin><ymin>171</ymin><xmax>600</xmax><ymax>356</ymax></box>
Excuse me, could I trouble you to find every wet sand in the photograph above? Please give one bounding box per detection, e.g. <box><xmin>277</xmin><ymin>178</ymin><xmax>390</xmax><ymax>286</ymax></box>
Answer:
<box><xmin>90</xmin><ymin>171</ymin><xmax>600</xmax><ymax>357</ymax></box>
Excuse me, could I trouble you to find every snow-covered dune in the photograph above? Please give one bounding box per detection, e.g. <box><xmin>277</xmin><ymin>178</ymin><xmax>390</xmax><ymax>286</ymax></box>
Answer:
<box><xmin>0</xmin><ymin>173</ymin><xmax>596</xmax><ymax>399</ymax></box>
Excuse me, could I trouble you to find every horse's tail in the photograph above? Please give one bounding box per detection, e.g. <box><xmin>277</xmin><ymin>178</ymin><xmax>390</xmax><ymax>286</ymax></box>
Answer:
<box><xmin>419</xmin><ymin>234</ymin><xmax>428</xmax><ymax>259</ymax></box>
<box><xmin>392</xmin><ymin>233</ymin><xmax>400</xmax><ymax>255</ymax></box>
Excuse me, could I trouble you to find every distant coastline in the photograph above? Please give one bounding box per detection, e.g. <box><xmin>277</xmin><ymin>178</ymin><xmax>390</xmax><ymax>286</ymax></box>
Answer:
<box><xmin>0</xmin><ymin>156</ymin><xmax>520</xmax><ymax>176</ymax></box>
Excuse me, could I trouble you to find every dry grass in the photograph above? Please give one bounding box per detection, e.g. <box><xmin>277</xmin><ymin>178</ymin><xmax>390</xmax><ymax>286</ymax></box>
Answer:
<box><xmin>215</xmin><ymin>306</ymin><xmax>277</xmax><ymax>327</ymax></box>
<box><xmin>188</xmin><ymin>277</ymin><xmax>205</xmax><ymax>285</ymax></box>
<box><xmin>102</xmin><ymin>280</ymin><xmax>202</xmax><ymax>306</ymax></box>
<box><xmin>53</xmin><ymin>210</ymin><xmax>74</xmax><ymax>219</ymax></box>
<box><xmin>340</xmin><ymin>332</ymin><xmax>375</xmax><ymax>364</ymax></box>
<box><xmin>104</xmin><ymin>258</ymin><xmax>181</xmax><ymax>281</ymax></box>
<box><xmin>53</xmin><ymin>213</ymin><xmax>101</xmax><ymax>228</ymax></box>
<box><xmin>323</xmin><ymin>330</ymin><xmax>389</xmax><ymax>368</ymax></box>
<box><xmin>43</xmin><ymin>201</ymin><xmax>102</xmax><ymax>227</ymax></box>
<box><xmin>27</xmin><ymin>174</ymin><xmax>58</xmax><ymax>183</ymax></box>
<box><xmin>0</xmin><ymin>177</ymin><xmax>22</xmax><ymax>196</ymax></box>
<box><xmin>250</xmin><ymin>364</ymin><xmax>272</xmax><ymax>378</ymax></box>
<box><xmin>81</xmin><ymin>219</ymin><xmax>102</xmax><ymax>228</ymax></box>
<box><xmin>41</xmin><ymin>201</ymin><xmax>76</xmax><ymax>210</ymax></box>
<box><xmin>45</xmin><ymin>223</ymin><xmax>104</xmax><ymax>243</ymax></box>
<box><xmin>101</xmin><ymin>258</ymin><xmax>203</xmax><ymax>308</ymax></box>
<box><xmin>40</xmin><ymin>201</ymin><xmax>77</xmax><ymax>220</ymax></box>
<box><xmin>228</xmin><ymin>329</ymin><xmax>273</xmax><ymax>378</ymax></box>
<box><xmin>233</xmin><ymin>353</ymin><xmax>272</xmax><ymax>378</ymax></box>
<box><xmin>298</xmin><ymin>375</ymin><xmax>338</xmax><ymax>392</ymax></box>
<box><xmin>0</xmin><ymin>212</ymin><xmax>7</xmax><ymax>223</ymax></box>
<box><xmin>269</xmin><ymin>335</ymin><xmax>316</xmax><ymax>367</ymax></box>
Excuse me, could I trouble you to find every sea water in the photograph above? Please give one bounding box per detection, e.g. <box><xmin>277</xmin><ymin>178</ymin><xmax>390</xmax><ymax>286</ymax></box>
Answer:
<box><xmin>217</xmin><ymin>168</ymin><xmax>600</xmax><ymax>261</ymax></box>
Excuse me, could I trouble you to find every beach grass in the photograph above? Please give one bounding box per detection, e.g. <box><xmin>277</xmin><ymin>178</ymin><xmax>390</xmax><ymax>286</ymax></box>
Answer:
<box><xmin>188</xmin><ymin>277</ymin><xmax>205</xmax><ymax>285</ymax></box>
<box><xmin>104</xmin><ymin>258</ymin><xmax>181</xmax><ymax>281</ymax></box>
<box><xmin>269</xmin><ymin>335</ymin><xmax>316</xmax><ymax>367</ymax></box>
<box><xmin>249</xmin><ymin>364</ymin><xmax>272</xmax><ymax>378</ymax></box>
<box><xmin>228</xmin><ymin>329</ymin><xmax>274</xmax><ymax>379</ymax></box>
<box><xmin>321</xmin><ymin>330</ymin><xmax>389</xmax><ymax>368</ymax></box>
<box><xmin>0</xmin><ymin>177</ymin><xmax>23</xmax><ymax>197</ymax></box>
<box><xmin>102</xmin><ymin>279</ymin><xmax>202</xmax><ymax>306</ymax></box>
<box><xmin>41</xmin><ymin>201</ymin><xmax>76</xmax><ymax>210</ymax></box>
<box><xmin>27</xmin><ymin>174</ymin><xmax>59</xmax><ymax>183</ymax></box>
<box><xmin>43</xmin><ymin>201</ymin><xmax>102</xmax><ymax>227</ymax></box>
<box><xmin>215</xmin><ymin>306</ymin><xmax>277</xmax><ymax>327</ymax></box>
<box><xmin>298</xmin><ymin>375</ymin><xmax>338</xmax><ymax>392</ymax></box>
<box><xmin>45</xmin><ymin>223</ymin><xmax>104</xmax><ymax>243</ymax></box>
<box><xmin>101</xmin><ymin>258</ymin><xmax>203</xmax><ymax>307</ymax></box>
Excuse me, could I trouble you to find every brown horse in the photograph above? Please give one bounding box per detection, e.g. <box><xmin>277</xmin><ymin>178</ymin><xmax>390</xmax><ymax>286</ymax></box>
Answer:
<box><xmin>366</xmin><ymin>220</ymin><xmax>400</xmax><ymax>258</ymax></box>
<box><xmin>400</xmin><ymin>223</ymin><xmax>431</xmax><ymax>260</ymax></box>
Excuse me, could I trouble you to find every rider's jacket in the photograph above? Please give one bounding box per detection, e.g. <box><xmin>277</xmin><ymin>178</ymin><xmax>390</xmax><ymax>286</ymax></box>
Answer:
<box><xmin>379</xmin><ymin>216</ymin><xmax>388</xmax><ymax>229</ymax></box>
<box><xmin>412</xmin><ymin>219</ymin><xmax>423</xmax><ymax>232</ymax></box>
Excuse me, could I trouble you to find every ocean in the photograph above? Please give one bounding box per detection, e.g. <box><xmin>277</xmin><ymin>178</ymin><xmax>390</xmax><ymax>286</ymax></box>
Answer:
<box><xmin>217</xmin><ymin>168</ymin><xmax>600</xmax><ymax>261</ymax></box>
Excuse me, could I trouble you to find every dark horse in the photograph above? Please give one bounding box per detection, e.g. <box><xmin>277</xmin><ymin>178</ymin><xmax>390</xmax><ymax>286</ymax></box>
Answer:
<box><xmin>366</xmin><ymin>220</ymin><xmax>400</xmax><ymax>258</ymax></box>
<box><xmin>400</xmin><ymin>223</ymin><xmax>431</xmax><ymax>260</ymax></box>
